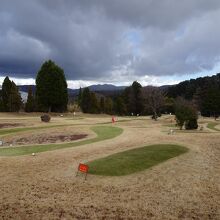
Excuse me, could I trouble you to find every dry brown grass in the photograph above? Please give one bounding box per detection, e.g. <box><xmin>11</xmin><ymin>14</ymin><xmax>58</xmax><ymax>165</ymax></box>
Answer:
<box><xmin>0</xmin><ymin>113</ymin><xmax>219</xmax><ymax>219</ymax></box>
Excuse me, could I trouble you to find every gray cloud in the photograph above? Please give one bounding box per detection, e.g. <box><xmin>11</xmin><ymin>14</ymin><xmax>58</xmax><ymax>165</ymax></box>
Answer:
<box><xmin>0</xmin><ymin>0</ymin><xmax>220</xmax><ymax>82</ymax></box>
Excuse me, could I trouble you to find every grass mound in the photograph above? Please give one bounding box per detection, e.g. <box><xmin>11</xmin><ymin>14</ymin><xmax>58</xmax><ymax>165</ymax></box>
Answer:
<box><xmin>0</xmin><ymin>126</ymin><xmax>123</xmax><ymax>156</ymax></box>
<box><xmin>88</xmin><ymin>144</ymin><xmax>188</xmax><ymax>176</ymax></box>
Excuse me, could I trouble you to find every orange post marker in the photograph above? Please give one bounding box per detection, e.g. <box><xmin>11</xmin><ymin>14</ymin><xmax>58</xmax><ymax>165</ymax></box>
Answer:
<box><xmin>78</xmin><ymin>163</ymin><xmax>89</xmax><ymax>173</ymax></box>
<box><xmin>76</xmin><ymin>163</ymin><xmax>89</xmax><ymax>180</ymax></box>
<box><xmin>112</xmin><ymin>116</ymin><xmax>115</xmax><ymax>123</ymax></box>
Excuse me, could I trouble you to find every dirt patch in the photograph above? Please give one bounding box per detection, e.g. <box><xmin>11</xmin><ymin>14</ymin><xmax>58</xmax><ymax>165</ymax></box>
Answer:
<box><xmin>0</xmin><ymin>123</ymin><xmax>23</xmax><ymax>129</ymax></box>
<box><xmin>4</xmin><ymin>134</ymin><xmax>88</xmax><ymax>146</ymax></box>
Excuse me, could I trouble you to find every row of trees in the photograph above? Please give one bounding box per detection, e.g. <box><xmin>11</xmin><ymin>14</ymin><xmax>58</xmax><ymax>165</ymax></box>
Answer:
<box><xmin>78</xmin><ymin>87</ymin><xmax>121</xmax><ymax>115</ymax></box>
<box><xmin>77</xmin><ymin>81</ymin><xmax>198</xmax><ymax>129</ymax></box>
<box><xmin>78</xmin><ymin>81</ymin><xmax>166</xmax><ymax>118</ymax></box>
<box><xmin>0</xmin><ymin>60</ymin><xmax>68</xmax><ymax>113</ymax></box>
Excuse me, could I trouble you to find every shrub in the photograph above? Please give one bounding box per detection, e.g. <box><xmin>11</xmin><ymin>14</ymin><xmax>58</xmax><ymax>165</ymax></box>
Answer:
<box><xmin>175</xmin><ymin>97</ymin><xmax>198</xmax><ymax>130</ymax></box>
<box><xmin>185</xmin><ymin>119</ymin><xmax>198</xmax><ymax>130</ymax></box>
<box><xmin>41</xmin><ymin>114</ymin><xmax>51</xmax><ymax>122</ymax></box>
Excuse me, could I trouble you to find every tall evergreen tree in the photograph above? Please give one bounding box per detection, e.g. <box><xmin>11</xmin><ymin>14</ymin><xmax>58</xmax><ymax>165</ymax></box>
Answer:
<box><xmin>78</xmin><ymin>87</ymin><xmax>82</xmax><ymax>107</ymax></box>
<box><xmin>36</xmin><ymin>60</ymin><xmax>68</xmax><ymax>112</ymax></box>
<box><xmin>90</xmin><ymin>92</ymin><xmax>100</xmax><ymax>113</ymax></box>
<box><xmin>164</xmin><ymin>97</ymin><xmax>175</xmax><ymax>114</ymax></box>
<box><xmin>123</xmin><ymin>87</ymin><xmax>132</xmax><ymax>114</ymax></box>
<box><xmin>100</xmin><ymin>97</ymin><xmax>105</xmax><ymax>113</ymax></box>
<box><xmin>1</xmin><ymin>77</ymin><xmax>21</xmax><ymax>112</ymax></box>
<box><xmin>123</xmin><ymin>81</ymin><xmax>144</xmax><ymax>115</ymax></box>
<box><xmin>104</xmin><ymin>97</ymin><xmax>113</xmax><ymax>114</ymax></box>
<box><xmin>201</xmin><ymin>85</ymin><xmax>220</xmax><ymax>117</ymax></box>
<box><xmin>80</xmin><ymin>88</ymin><xmax>100</xmax><ymax>113</ymax></box>
<box><xmin>81</xmin><ymin>87</ymin><xmax>91</xmax><ymax>113</ymax></box>
<box><xmin>8</xmin><ymin>81</ymin><xmax>22</xmax><ymax>112</ymax></box>
<box><xmin>114</xmin><ymin>97</ymin><xmax>127</xmax><ymax>115</ymax></box>
<box><xmin>0</xmin><ymin>90</ymin><xmax>4</xmax><ymax>112</ymax></box>
<box><xmin>25</xmin><ymin>86</ymin><xmax>35</xmax><ymax>112</ymax></box>
<box><xmin>131</xmin><ymin>81</ymin><xmax>144</xmax><ymax>114</ymax></box>
<box><xmin>2</xmin><ymin>76</ymin><xmax>12</xmax><ymax>111</ymax></box>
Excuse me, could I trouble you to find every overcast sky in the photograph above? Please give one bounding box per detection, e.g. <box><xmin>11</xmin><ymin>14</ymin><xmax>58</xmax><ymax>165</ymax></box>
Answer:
<box><xmin>0</xmin><ymin>0</ymin><xmax>220</xmax><ymax>88</ymax></box>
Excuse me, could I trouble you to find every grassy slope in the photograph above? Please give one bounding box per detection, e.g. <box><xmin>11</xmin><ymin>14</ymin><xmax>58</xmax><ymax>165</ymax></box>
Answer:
<box><xmin>0</xmin><ymin>126</ymin><xmax>123</xmax><ymax>156</ymax></box>
<box><xmin>88</xmin><ymin>144</ymin><xmax>188</xmax><ymax>176</ymax></box>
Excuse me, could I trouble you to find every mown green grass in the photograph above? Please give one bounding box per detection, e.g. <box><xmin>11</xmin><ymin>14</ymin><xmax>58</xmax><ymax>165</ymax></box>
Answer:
<box><xmin>0</xmin><ymin>126</ymin><xmax>123</xmax><ymax>156</ymax></box>
<box><xmin>88</xmin><ymin>144</ymin><xmax>188</xmax><ymax>176</ymax></box>
<box><xmin>207</xmin><ymin>122</ymin><xmax>220</xmax><ymax>131</ymax></box>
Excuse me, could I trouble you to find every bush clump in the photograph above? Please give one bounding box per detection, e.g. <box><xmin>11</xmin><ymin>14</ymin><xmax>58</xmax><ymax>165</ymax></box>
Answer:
<box><xmin>175</xmin><ymin>97</ymin><xmax>198</xmax><ymax>130</ymax></box>
<box><xmin>41</xmin><ymin>114</ymin><xmax>51</xmax><ymax>122</ymax></box>
<box><xmin>185</xmin><ymin>119</ymin><xmax>198</xmax><ymax>130</ymax></box>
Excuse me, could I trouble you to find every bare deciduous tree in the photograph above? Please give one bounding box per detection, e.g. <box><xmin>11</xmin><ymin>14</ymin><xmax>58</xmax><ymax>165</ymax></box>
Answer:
<box><xmin>142</xmin><ymin>86</ymin><xmax>165</xmax><ymax>120</ymax></box>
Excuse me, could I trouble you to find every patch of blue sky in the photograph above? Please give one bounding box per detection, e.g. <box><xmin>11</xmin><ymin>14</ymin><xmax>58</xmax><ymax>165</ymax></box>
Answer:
<box><xmin>124</xmin><ymin>30</ymin><xmax>142</xmax><ymax>56</ymax></box>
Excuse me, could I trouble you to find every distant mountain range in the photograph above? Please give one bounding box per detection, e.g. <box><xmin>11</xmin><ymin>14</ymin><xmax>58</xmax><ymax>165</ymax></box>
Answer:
<box><xmin>18</xmin><ymin>84</ymin><xmax>126</xmax><ymax>93</ymax></box>
<box><xmin>13</xmin><ymin>73</ymin><xmax>220</xmax><ymax>104</ymax></box>
<box><xmin>18</xmin><ymin>84</ymin><xmax>127</xmax><ymax>102</ymax></box>
<box><xmin>18</xmin><ymin>84</ymin><xmax>172</xmax><ymax>100</ymax></box>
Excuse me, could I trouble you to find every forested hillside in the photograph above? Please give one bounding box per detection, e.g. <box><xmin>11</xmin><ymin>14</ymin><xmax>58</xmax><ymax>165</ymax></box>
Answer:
<box><xmin>167</xmin><ymin>73</ymin><xmax>220</xmax><ymax>116</ymax></box>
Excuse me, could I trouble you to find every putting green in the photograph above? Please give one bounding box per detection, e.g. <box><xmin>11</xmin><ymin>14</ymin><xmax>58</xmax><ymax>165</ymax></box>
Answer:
<box><xmin>0</xmin><ymin>126</ymin><xmax>123</xmax><ymax>156</ymax></box>
<box><xmin>88</xmin><ymin>144</ymin><xmax>188</xmax><ymax>176</ymax></box>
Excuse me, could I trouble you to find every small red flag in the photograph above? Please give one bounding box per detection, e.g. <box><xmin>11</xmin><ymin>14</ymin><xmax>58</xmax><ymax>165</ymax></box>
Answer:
<box><xmin>78</xmin><ymin>163</ymin><xmax>89</xmax><ymax>173</ymax></box>
<box><xmin>112</xmin><ymin>116</ymin><xmax>115</xmax><ymax>123</ymax></box>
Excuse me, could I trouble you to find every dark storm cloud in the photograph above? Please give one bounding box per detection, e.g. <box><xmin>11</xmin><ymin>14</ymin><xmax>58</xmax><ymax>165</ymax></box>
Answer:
<box><xmin>1</xmin><ymin>0</ymin><xmax>220</xmax><ymax>81</ymax></box>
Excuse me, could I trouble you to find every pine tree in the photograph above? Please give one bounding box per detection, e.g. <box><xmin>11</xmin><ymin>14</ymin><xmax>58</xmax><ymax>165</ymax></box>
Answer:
<box><xmin>90</xmin><ymin>92</ymin><xmax>100</xmax><ymax>113</ymax></box>
<box><xmin>8</xmin><ymin>81</ymin><xmax>22</xmax><ymax>112</ymax></box>
<box><xmin>122</xmin><ymin>81</ymin><xmax>144</xmax><ymax>115</ymax></box>
<box><xmin>164</xmin><ymin>97</ymin><xmax>175</xmax><ymax>114</ymax></box>
<box><xmin>36</xmin><ymin>60</ymin><xmax>68</xmax><ymax>112</ymax></box>
<box><xmin>81</xmin><ymin>87</ymin><xmax>91</xmax><ymax>113</ymax></box>
<box><xmin>100</xmin><ymin>97</ymin><xmax>105</xmax><ymax>113</ymax></box>
<box><xmin>131</xmin><ymin>81</ymin><xmax>144</xmax><ymax>114</ymax></box>
<box><xmin>114</xmin><ymin>97</ymin><xmax>127</xmax><ymax>115</ymax></box>
<box><xmin>78</xmin><ymin>87</ymin><xmax>82</xmax><ymax>108</ymax></box>
<box><xmin>1</xmin><ymin>77</ymin><xmax>21</xmax><ymax>112</ymax></box>
<box><xmin>201</xmin><ymin>85</ymin><xmax>220</xmax><ymax>117</ymax></box>
<box><xmin>2</xmin><ymin>76</ymin><xmax>12</xmax><ymax>111</ymax></box>
<box><xmin>25</xmin><ymin>86</ymin><xmax>35</xmax><ymax>112</ymax></box>
<box><xmin>104</xmin><ymin>97</ymin><xmax>113</xmax><ymax>114</ymax></box>
<box><xmin>0</xmin><ymin>90</ymin><xmax>4</xmax><ymax>112</ymax></box>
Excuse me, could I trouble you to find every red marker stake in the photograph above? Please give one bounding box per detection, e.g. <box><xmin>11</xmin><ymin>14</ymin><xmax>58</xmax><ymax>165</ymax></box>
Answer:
<box><xmin>112</xmin><ymin>116</ymin><xmax>115</xmax><ymax>123</ymax></box>
<box><xmin>76</xmin><ymin>163</ymin><xmax>89</xmax><ymax>180</ymax></box>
